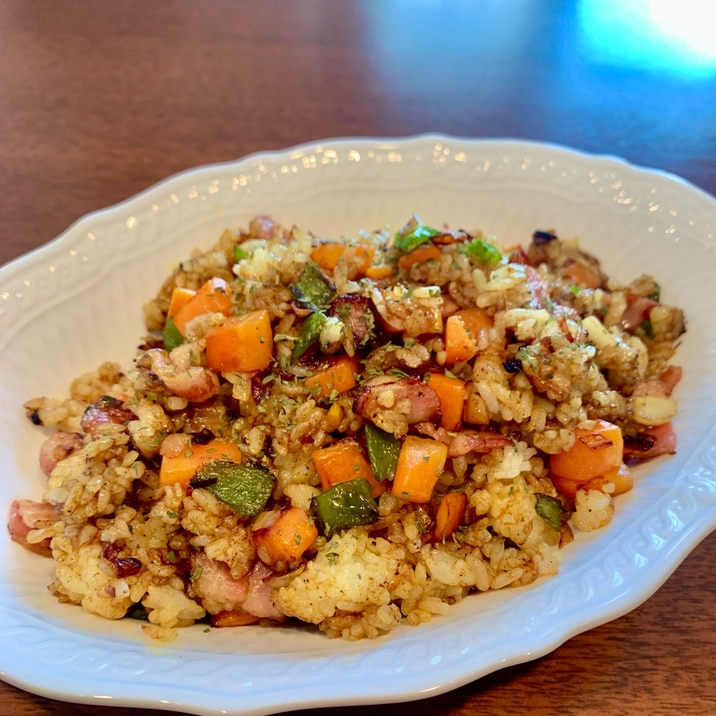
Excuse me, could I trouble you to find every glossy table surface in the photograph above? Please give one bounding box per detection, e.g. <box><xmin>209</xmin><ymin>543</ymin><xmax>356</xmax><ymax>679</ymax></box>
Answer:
<box><xmin>1</xmin><ymin>2</ymin><xmax>715</xmax><ymax>714</ymax></box>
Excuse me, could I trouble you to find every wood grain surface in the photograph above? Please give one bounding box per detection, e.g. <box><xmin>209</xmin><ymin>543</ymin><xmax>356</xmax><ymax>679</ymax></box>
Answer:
<box><xmin>1</xmin><ymin>2</ymin><xmax>715</xmax><ymax>714</ymax></box>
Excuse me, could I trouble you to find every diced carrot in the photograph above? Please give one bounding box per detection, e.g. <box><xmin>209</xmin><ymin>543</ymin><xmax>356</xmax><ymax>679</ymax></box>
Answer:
<box><xmin>310</xmin><ymin>242</ymin><xmax>345</xmax><ymax>271</ymax></box>
<box><xmin>553</xmin><ymin>461</ymin><xmax>633</xmax><ymax>500</ymax></box>
<box><xmin>167</xmin><ymin>286</ymin><xmax>197</xmax><ymax>318</ymax></box>
<box><xmin>253</xmin><ymin>506</ymin><xmax>318</xmax><ymax>567</ymax></box>
<box><xmin>444</xmin><ymin>315</ymin><xmax>475</xmax><ymax>364</ymax></box>
<box><xmin>585</xmin><ymin>462</ymin><xmax>634</xmax><ymax>496</ymax></box>
<box><xmin>604</xmin><ymin>462</ymin><xmax>634</xmax><ymax>495</ymax></box>
<box><xmin>398</xmin><ymin>244</ymin><xmax>442</xmax><ymax>270</ymax></box>
<box><xmin>349</xmin><ymin>246</ymin><xmax>375</xmax><ymax>277</ymax></box>
<box><xmin>462</xmin><ymin>383</ymin><xmax>489</xmax><ymax>425</ymax></box>
<box><xmin>458</xmin><ymin>307</ymin><xmax>494</xmax><ymax>341</ymax></box>
<box><xmin>563</xmin><ymin>262</ymin><xmax>601</xmax><ymax>289</ymax></box>
<box><xmin>364</xmin><ymin>264</ymin><xmax>396</xmax><ymax>280</ymax></box>
<box><xmin>323</xmin><ymin>402</ymin><xmax>344</xmax><ymax>432</ymax></box>
<box><xmin>304</xmin><ymin>355</ymin><xmax>359</xmax><ymax>400</ymax></box>
<box><xmin>427</xmin><ymin>373</ymin><xmax>466</xmax><ymax>431</ymax></box>
<box><xmin>444</xmin><ymin>307</ymin><xmax>493</xmax><ymax>364</ymax></box>
<box><xmin>159</xmin><ymin>438</ymin><xmax>243</xmax><ymax>487</ymax></box>
<box><xmin>432</xmin><ymin>491</ymin><xmax>468</xmax><ymax>542</ymax></box>
<box><xmin>312</xmin><ymin>439</ymin><xmax>386</xmax><ymax>499</ymax></box>
<box><xmin>659</xmin><ymin>365</ymin><xmax>682</xmax><ymax>395</ymax></box>
<box><xmin>173</xmin><ymin>277</ymin><xmax>233</xmax><ymax>335</ymax></box>
<box><xmin>550</xmin><ymin>472</ymin><xmax>581</xmax><ymax>499</ymax></box>
<box><xmin>550</xmin><ymin>420</ymin><xmax>624</xmax><ymax>483</ymax></box>
<box><xmin>391</xmin><ymin>436</ymin><xmax>448</xmax><ymax>504</ymax></box>
<box><xmin>310</xmin><ymin>242</ymin><xmax>375</xmax><ymax>276</ymax></box>
<box><xmin>210</xmin><ymin>610</ymin><xmax>261</xmax><ymax>628</ymax></box>
<box><xmin>205</xmin><ymin>309</ymin><xmax>273</xmax><ymax>373</ymax></box>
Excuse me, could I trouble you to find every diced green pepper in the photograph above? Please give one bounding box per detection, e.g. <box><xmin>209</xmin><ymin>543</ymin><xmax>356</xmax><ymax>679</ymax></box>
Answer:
<box><xmin>290</xmin><ymin>261</ymin><xmax>336</xmax><ymax>312</ymax></box>
<box><xmin>464</xmin><ymin>239</ymin><xmax>503</xmax><ymax>265</ymax></box>
<box><xmin>534</xmin><ymin>493</ymin><xmax>566</xmax><ymax>531</ymax></box>
<box><xmin>364</xmin><ymin>423</ymin><xmax>401</xmax><ymax>481</ymax></box>
<box><xmin>163</xmin><ymin>316</ymin><xmax>184</xmax><ymax>351</ymax></box>
<box><xmin>190</xmin><ymin>460</ymin><xmax>275</xmax><ymax>517</ymax></box>
<box><xmin>291</xmin><ymin>311</ymin><xmax>327</xmax><ymax>363</ymax></box>
<box><xmin>310</xmin><ymin>478</ymin><xmax>379</xmax><ymax>537</ymax></box>
<box><xmin>233</xmin><ymin>245</ymin><xmax>249</xmax><ymax>263</ymax></box>
<box><xmin>394</xmin><ymin>222</ymin><xmax>440</xmax><ymax>253</ymax></box>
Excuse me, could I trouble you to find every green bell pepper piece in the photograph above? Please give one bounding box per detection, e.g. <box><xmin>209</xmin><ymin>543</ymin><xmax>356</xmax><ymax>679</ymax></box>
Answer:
<box><xmin>310</xmin><ymin>478</ymin><xmax>379</xmax><ymax>537</ymax></box>
<box><xmin>190</xmin><ymin>460</ymin><xmax>275</xmax><ymax>517</ymax></box>
<box><xmin>364</xmin><ymin>423</ymin><xmax>401</xmax><ymax>481</ymax></box>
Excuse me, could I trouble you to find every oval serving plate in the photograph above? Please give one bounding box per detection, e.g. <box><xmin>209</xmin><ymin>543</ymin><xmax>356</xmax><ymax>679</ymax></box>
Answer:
<box><xmin>1</xmin><ymin>135</ymin><xmax>715</xmax><ymax>715</ymax></box>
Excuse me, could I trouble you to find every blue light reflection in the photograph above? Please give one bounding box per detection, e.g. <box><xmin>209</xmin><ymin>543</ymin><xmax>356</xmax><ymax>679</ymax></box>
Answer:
<box><xmin>579</xmin><ymin>0</ymin><xmax>716</xmax><ymax>77</ymax></box>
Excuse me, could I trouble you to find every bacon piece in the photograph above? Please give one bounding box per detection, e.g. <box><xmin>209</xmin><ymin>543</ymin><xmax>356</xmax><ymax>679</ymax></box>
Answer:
<box><xmin>38</xmin><ymin>431</ymin><xmax>84</xmax><ymax>478</ymax></box>
<box><xmin>354</xmin><ymin>377</ymin><xmax>441</xmax><ymax>426</ymax></box>
<box><xmin>242</xmin><ymin>562</ymin><xmax>282</xmax><ymax>620</ymax></box>
<box><xmin>413</xmin><ymin>421</ymin><xmax>451</xmax><ymax>444</ymax></box>
<box><xmin>248</xmin><ymin>215</ymin><xmax>284</xmax><ymax>240</ymax></box>
<box><xmin>329</xmin><ymin>295</ymin><xmax>375</xmax><ymax>351</ymax></box>
<box><xmin>621</xmin><ymin>293</ymin><xmax>658</xmax><ymax>333</ymax></box>
<box><xmin>659</xmin><ymin>365</ymin><xmax>682</xmax><ymax>396</ymax></box>
<box><xmin>191</xmin><ymin>553</ymin><xmax>249</xmax><ymax>614</ymax></box>
<box><xmin>81</xmin><ymin>395</ymin><xmax>136</xmax><ymax>438</ymax></box>
<box><xmin>7</xmin><ymin>499</ymin><xmax>57</xmax><ymax>556</ymax></box>
<box><xmin>191</xmin><ymin>553</ymin><xmax>282</xmax><ymax>620</ymax></box>
<box><xmin>448</xmin><ymin>430</ymin><xmax>513</xmax><ymax>457</ymax></box>
<box><xmin>148</xmin><ymin>347</ymin><xmax>220</xmax><ymax>403</ymax></box>
<box><xmin>623</xmin><ymin>422</ymin><xmax>677</xmax><ymax>462</ymax></box>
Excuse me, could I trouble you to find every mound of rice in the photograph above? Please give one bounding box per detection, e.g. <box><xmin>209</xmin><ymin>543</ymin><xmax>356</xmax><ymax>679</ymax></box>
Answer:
<box><xmin>10</xmin><ymin>215</ymin><xmax>685</xmax><ymax>641</ymax></box>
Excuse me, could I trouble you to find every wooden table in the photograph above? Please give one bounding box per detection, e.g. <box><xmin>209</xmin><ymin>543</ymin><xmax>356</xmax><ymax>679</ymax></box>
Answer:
<box><xmin>1</xmin><ymin>2</ymin><xmax>715</xmax><ymax>714</ymax></box>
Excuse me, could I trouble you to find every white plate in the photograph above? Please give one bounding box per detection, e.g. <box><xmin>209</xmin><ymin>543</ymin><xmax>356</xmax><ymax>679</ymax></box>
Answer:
<box><xmin>1</xmin><ymin>135</ymin><xmax>715</xmax><ymax>715</ymax></box>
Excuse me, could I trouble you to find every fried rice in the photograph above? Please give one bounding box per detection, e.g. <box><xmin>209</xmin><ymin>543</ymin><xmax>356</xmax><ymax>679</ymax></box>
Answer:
<box><xmin>8</xmin><ymin>215</ymin><xmax>686</xmax><ymax>641</ymax></box>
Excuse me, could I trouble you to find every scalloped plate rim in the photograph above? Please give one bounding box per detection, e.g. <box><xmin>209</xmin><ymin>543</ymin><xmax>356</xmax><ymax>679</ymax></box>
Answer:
<box><xmin>1</xmin><ymin>134</ymin><xmax>715</xmax><ymax>716</ymax></box>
